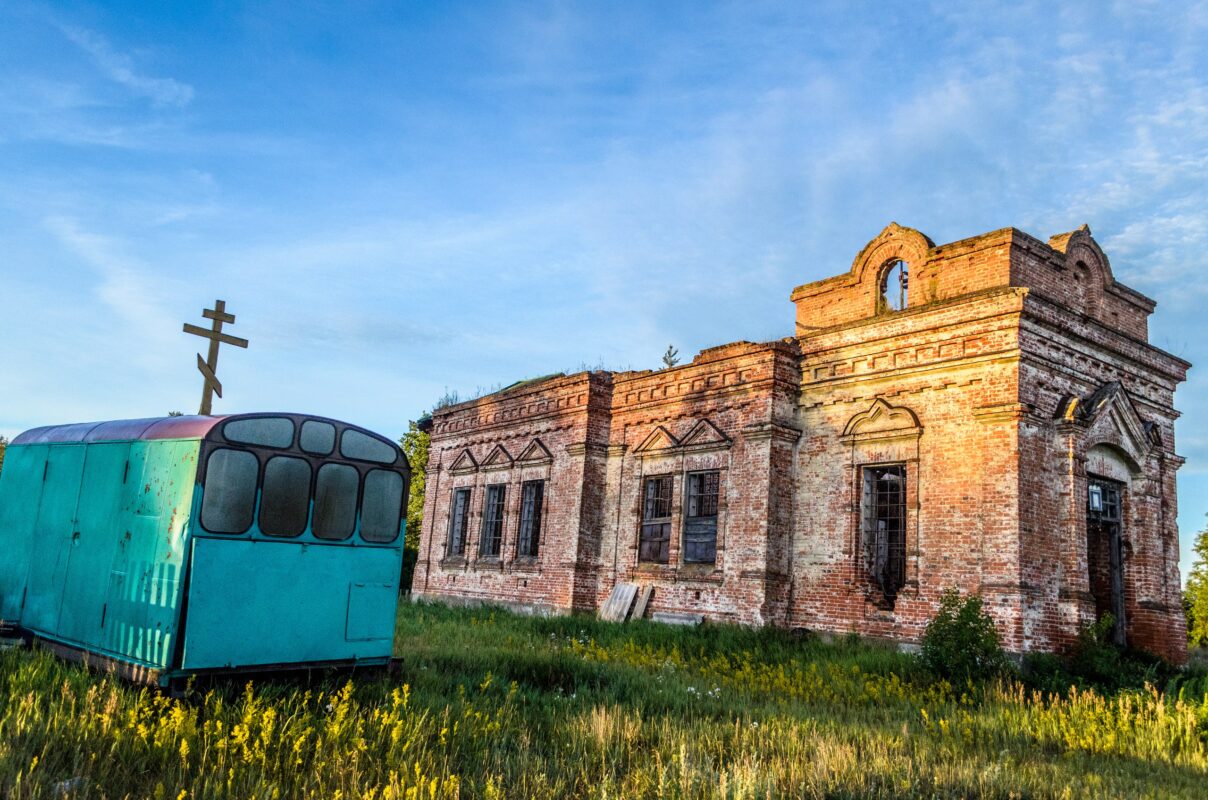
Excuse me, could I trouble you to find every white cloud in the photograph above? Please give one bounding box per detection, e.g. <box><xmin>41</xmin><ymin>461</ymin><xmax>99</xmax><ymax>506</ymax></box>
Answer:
<box><xmin>41</xmin><ymin>216</ymin><xmax>183</xmax><ymax>365</ymax></box>
<box><xmin>56</xmin><ymin>23</ymin><xmax>193</xmax><ymax>107</ymax></box>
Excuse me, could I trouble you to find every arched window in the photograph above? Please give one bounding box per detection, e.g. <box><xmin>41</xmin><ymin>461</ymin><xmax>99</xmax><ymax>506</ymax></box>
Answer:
<box><xmin>879</xmin><ymin>260</ymin><xmax>909</xmax><ymax>312</ymax></box>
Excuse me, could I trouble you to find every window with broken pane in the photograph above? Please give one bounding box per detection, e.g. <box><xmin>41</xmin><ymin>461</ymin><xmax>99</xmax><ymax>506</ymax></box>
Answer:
<box><xmin>516</xmin><ymin>480</ymin><xmax>544</xmax><ymax>558</ymax></box>
<box><xmin>683</xmin><ymin>470</ymin><xmax>719</xmax><ymax>563</ymax></box>
<box><xmin>861</xmin><ymin>464</ymin><xmax>907</xmax><ymax>605</ymax></box>
<box><xmin>639</xmin><ymin>475</ymin><xmax>673</xmax><ymax>563</ymax></box>
<box><xmin>447</xmin><ymin>488</ymin><xmax>471</xmax><ymax>556</ymax></box>
<box><xmin>479</xmin><ymin>484</ymin><xmax>506</xmax><ymax>557</ymax></box>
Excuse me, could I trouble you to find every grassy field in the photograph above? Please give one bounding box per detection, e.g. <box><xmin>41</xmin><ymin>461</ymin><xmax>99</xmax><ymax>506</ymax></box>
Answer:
<box><xmin>2</xmin><ymin>602</ymin><xmax>1207</xmax><ymax>799</ymax></box>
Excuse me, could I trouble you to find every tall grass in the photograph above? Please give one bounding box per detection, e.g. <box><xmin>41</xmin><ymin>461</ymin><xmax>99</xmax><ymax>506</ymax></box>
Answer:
<box><xmin>1</xmin><ymin>602</ymin><xmax>1206</xmax><ymax>798</ymax></box>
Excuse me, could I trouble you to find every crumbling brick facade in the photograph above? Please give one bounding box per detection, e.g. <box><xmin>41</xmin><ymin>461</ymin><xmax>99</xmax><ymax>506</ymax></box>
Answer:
<box><xmin>413</xmin><ymin>223</ymin><xmax>1190</xmax><ymax>662</ymax></box>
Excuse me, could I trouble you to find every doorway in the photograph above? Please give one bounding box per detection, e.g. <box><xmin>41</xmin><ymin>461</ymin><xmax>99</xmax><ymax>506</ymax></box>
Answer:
<box><xmin>1086</xmin><ymin>476</ymin><xmax>1126</xmax><ymax>646</ymax></box>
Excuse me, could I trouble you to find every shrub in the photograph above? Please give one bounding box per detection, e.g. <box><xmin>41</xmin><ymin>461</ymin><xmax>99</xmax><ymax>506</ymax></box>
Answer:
<box><xmin>921</xmin><ymin>589</ymin><xmax>1008</xmax><ymax>683</ymax></box>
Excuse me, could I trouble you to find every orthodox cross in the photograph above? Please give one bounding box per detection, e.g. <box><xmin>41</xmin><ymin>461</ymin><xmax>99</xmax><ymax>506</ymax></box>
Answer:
<box><xmin>183</xmin><ymin>299</ymin><xmax>249</xmax><ymax>416</ymax></box>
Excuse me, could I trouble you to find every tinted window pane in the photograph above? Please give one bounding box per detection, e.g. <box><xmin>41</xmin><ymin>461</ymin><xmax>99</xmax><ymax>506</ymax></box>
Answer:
<box><xmin>299</xmin><ymin>420</ymin><xmax>336</xmax><ymax>455</ymax></box>
<box><xmin>201</xmin><ymin>449</ymin><xmax>259</xmax><ymax>534</ymax></box>
<box><xmin>361</xmin><ymin>469</ymin><xmax>403</xmax><ymax>543</ymax></box>
<box><xmin>340</xmin><ymin>429</ymin><xmax>397</xmax><ymax>463</ymax></box>
<box><xmin>259</xmin><ymin>456</ymin><xmax>311</xmax><ymax>537</ymax></box>
<box><xmin>313</xmin><ymin>463</ymin><xmax>359</xmax><ymax>539</ymax></box>
<box><xmin>224</xmin><ymin>417</ymin><xmax>294</xmax><ymax>448</ymax></box>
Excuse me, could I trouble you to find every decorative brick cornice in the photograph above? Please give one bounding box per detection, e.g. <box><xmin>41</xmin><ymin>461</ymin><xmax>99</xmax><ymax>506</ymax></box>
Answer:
<box><xmin>742</xmin><ymin>421</ymin><xmax>803</xmax><ymax>444</ymax></box>
<box><xmin>566</xmin><ymin>442</ymin><xmax>608</xmax><ymax>457</ymax></box>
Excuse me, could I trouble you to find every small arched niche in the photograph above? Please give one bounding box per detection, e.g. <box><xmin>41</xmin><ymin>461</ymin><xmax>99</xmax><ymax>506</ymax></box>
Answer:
<box><xmin>878</xmin><ymin>259</ymin><xmax>909</xmax><ymax>313</ymax></box>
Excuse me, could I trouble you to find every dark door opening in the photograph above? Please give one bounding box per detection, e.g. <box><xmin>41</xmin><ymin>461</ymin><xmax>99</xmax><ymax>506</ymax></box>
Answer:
<box><xmin>1086</xmin><ymin>476</ymin><xmax>1126</xmax><ymax>646</ymax></box>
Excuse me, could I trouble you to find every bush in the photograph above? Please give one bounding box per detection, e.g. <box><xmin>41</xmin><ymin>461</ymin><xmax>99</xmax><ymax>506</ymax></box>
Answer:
<box><xmin>1021</xmin><ymin>614</ymin><xmax>1184</xmax><ymax>695</ymax></box>
<box><xmin>921</xmin><ymin>589</ymin><xmax>1008</xmax><ymax>683</ymax></box>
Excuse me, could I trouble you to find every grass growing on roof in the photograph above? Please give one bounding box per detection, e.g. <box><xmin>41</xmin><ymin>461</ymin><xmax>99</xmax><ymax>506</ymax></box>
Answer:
<box><xmin>1</xmin><ymin>601</ymin><xmax>1207</xmax><ymax>798</ymax></box>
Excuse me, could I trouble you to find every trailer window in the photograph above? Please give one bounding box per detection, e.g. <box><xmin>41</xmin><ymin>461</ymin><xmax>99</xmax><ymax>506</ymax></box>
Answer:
<box><xmin>259</xmin><ymin>456</ymin><xmax>312</xmax><ymax>537</ymax></box>
<box><xmin>300</xmin><ymin>420</ymin><xmax>336</xmax><ymax>455</ymax></box>
<box><xmin>361</xmin><ymin>469</ymin><xmax>404</xmax><ymax>542</ymax></box>
<box><xmin>340</xmin><ymin>429</ymin><xmax>397</xmax><ymax>464</ymax></box>
<box><xmin>313</xmin><ymin>463</ymin><xmax>359</xmax><ymax>539</ymax></box>
<box><xmin>201</xmin><ymin>449</ymin><xmax>259</xmax><ymax>534</ymax></box>
<box><xmin>225</xmin><ymin>417</ymin><xmax>295</xmax><ymax>449</ymax></box>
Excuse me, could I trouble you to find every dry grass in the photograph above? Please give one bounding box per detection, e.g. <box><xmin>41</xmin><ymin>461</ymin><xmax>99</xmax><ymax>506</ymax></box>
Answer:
<box><xmin>1</xmin><ymin>602</ymin><xmax>1206</xmax><ymax>798</ymax></box>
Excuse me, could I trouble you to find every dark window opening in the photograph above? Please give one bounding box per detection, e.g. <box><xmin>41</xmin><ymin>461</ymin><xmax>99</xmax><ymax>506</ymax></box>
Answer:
<box><xmin>361</xmin><ymin>469</ymin><xmax>404</xmax><ymax>543</ymax></box>
<box><xmin>448</xmin><ymin>488</ymin><xmax>471</xmax><ymax>556</ymax></box>
<box><xmin>517</xmin><ymin>480</ymin><xmax>545</xmax><ymax>558</ymax></box>
<box><xmin>639</xmin><ymin>475</ymin><xmax>673</xmax><ymax>564</ymax></box>
<box><xmin>684</xmin><ymin>471</ymin><xmax>719</xmax><ymax>564</ymax></box>
<box><xmin>879</xmin><ymin>260</ymin><xmax>909</xmax><ymax>313</ymax></box>
<box><xmin>480</xmin><ymin>484</ymin><xmax>506</xmax><ymax>557</ymax></box>
<box><xmin>313</xmin><ymin>462</ymin><xmax>359</xmax><ymax>540</ymax></box>
<box><xmin>259</xmin><ymin>456</ymin><xmax>311</xmax><ymax>537</ymax></box>
<box><xmin>862</xmin><ymin>465</ymin><xmax>907</xmax><ymax>606</ymax></box>
<box><xmin>200</xmin><ymin>448</ymin><xmax>259</xmax><ymax>534</ymax></box>
<box><xmin>224</xmin><ymin>417</ymin><xmax>294</xmax><ymax>449</ymax></box>
<box><xmin>1087</xmin><ymin>476</ymin><xmax>1126</xmax><ymax>645</ymax></box>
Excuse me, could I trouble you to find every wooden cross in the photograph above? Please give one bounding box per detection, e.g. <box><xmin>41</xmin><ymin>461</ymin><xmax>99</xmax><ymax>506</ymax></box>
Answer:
<box><xmin>183</xmin><ymin>300</ymin><xmax>249</xmax><ymax>416</ymax></box>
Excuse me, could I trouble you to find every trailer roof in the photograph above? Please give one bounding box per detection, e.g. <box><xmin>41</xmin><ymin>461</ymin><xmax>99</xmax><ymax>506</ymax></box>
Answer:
<box><xmin>12</xmin><ymin>415</ymin><xmax>227</xmax><ymax>445</ymax></box>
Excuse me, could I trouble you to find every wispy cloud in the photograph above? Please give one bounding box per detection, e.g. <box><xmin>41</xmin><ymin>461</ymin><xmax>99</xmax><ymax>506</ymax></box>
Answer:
<box><xmin>41</xmin><ymin>216</ymin><xmax>183</xmax><ymax>365</ymax></box>
<box><xmin>56</xmin><ymin>23</ymin><xmax>193</xmax><ymax>107</ymax></box>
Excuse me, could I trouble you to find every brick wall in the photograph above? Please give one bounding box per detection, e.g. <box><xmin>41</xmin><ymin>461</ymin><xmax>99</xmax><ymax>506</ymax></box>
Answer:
<box><xmin>413</xmin><ymin>222</ymin><xmax>1190</xmax><ymax>662</ymax></box>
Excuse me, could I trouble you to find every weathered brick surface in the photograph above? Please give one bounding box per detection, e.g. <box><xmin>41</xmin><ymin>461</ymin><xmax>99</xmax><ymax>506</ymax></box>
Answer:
<box><xmin>414</xmin><ymin>223</ymin><xmax>1190</xmax><ymax>662</ymax></box>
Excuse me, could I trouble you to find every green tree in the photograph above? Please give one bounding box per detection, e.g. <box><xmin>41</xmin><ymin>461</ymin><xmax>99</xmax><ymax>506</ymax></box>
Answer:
<box><xmin>1186</xmin><ymin>520</ymin><xmax>1208</xmax><ymax>648</ymax></box>
<box><xmin>0</xmin><ymin>435</ymin><xmax>7</xmax><ymax>476</ymax></box>
<box><xmin>398</xmin><ymin>417</ymin><xmax>430</xmax><ymax>593</ymax></box>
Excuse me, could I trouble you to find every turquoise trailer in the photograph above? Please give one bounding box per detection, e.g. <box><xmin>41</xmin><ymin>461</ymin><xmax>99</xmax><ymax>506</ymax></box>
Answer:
<box><xmin>0</xmin><ymin>413</ymin><xmax>409</xmax><ymax>688</ymax></box>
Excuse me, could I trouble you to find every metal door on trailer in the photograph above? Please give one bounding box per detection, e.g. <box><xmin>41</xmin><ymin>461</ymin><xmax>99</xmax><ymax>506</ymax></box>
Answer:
<box><xmin>22</xmin><ymin>445</ymin><xmax>86</xmax><ymax>634</ymax></box>
<box><xmin>58</xmin><ymin>442</ymin><xmax>130</xmax><ymax>649</ymax></box>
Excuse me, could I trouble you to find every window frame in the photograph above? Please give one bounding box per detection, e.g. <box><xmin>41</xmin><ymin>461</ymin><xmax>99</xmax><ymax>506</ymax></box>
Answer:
<box><xmin>516</xmin><ymin>479</ymin><xmax>545</xmax><ymax>559</ymax></box>
<box><xmin>359</xmin><ymin>468</ymin><xmax>405</xmax><ymax>543</ymax></box>
<box><xmin>447</xmin><ymin>487</ymin><xmax>472</xmax><ymax>557</ymax></box>
<box><xmin>638</xmin><ymin>474</ymin><xmax>674</xmax><ymax>564</ymax></box>
<box><xmin>257</xmin><ymin>454</ymin><xmax>313</xmax><ymax>538</ymax></box>
<box><xmin>860</xmin><ymin>463</ymin><xmax>908</xmax><ymax>606</ymax></box>
<box><xmin>200</xmin><ymin>447</ymin><xmax>261</xmax><ymax>535</ymax></box>
<box><xmin>479</xmin><ymin>483</ymin><xmax>507</xmax><ymax>558</ymax></box>
<box><xmin>682</xmin><ymin>470</ymin><xmax>720</xmax><ymax>564</ymax></box>
<box><xmin>311</xmin><ymin>461</ymin><xmax>361</xmax><ymax>541</ymax></box>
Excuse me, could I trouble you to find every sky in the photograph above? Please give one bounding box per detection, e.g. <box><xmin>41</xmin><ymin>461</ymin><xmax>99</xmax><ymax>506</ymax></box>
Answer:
<box><xmin>1</xmin><ymin>1</ymin><xmax>1207</xmax><ymax>575</ymax></box>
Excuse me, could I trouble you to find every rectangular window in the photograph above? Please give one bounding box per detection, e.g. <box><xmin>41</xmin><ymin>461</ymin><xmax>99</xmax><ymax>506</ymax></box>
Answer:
<box><xmin>447</xmin><ymin>488</ymin><xmax>471</xmax><ymax>556</ymax></box>
<box><xmin>517</xmin><ymin>480</ymin><xmax>544</xmax><ymax>558</ymax></box>
<box><xmin>480</xmin><ymin>484</ymin><xmax>506</xmax><ymax>557</ymax></box>
<box><xmin>683</xmin><ymin>471</ymin><xmax>719</xmax><ymax>563</ymax></box>
<box><xmin>862</xmin><ymin>465</ymin><xmax>907</xmax><ymax>605</ymax></box>
<box><xmin>639</xmin><ymin>475</ymin><xmax>673</xmax><ymax>563</ymax></box>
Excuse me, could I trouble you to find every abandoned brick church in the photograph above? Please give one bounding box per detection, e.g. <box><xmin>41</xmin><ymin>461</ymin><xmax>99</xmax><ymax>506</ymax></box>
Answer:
<box><xmin>414</xmin><ymin>223</ymin><xmax>1191</xmax><ymax>662</ymax></box>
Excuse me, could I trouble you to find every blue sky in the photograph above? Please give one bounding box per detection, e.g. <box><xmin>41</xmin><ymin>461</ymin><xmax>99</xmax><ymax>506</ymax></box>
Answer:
<box><xmin>2</xmin><ymin>1</ymin><xmax>1207</xmax><ymax>575</ymax></box>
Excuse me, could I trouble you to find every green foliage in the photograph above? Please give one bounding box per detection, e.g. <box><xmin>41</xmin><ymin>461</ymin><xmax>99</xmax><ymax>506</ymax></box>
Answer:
<box><xmin>398</xmin><ymin>417</ymin><xmax>430</xmax><ymax>592</ymax></box>
<box><xmin>1021</xmin><ymin>614</ymin><xmax>1180</xmax><ymax>695</ymax></box>
<box><xmin>920</xmin><ymin>589</ymin><xmax>1008</xmax><ymax>684</ymax></box>
<box><xmin>2</xmin><ymin>603</ymin><xmax>1207</xmax><ymax>798</ymax></box>
<box><xmin>0</xmin><ymin>434</ymin><xmax>6</xmax><ymax>476</ymax></box>
<box><xmin>1186</xmin><ymin>521</ymin><xmax>1208</xmax><ymax>648</ymax></box>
